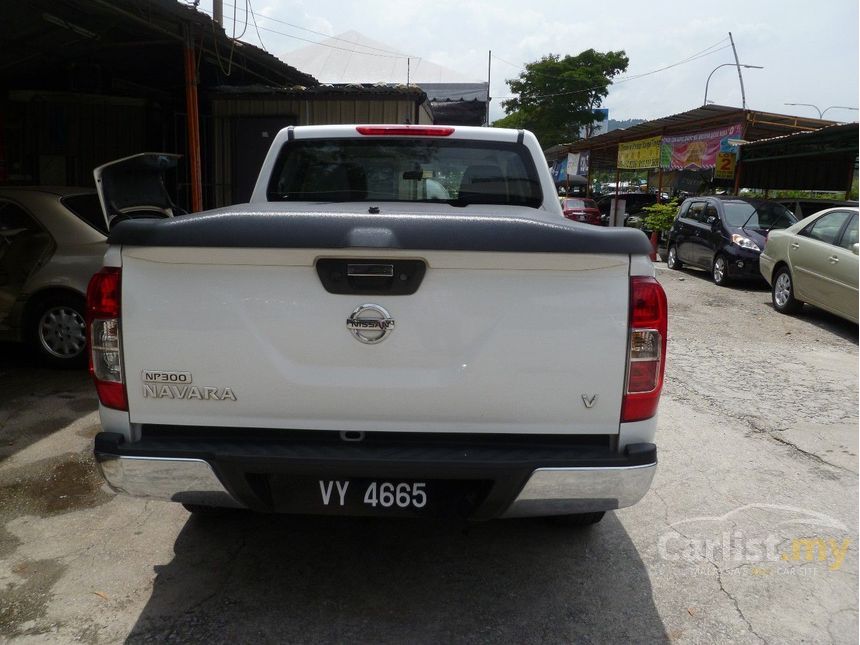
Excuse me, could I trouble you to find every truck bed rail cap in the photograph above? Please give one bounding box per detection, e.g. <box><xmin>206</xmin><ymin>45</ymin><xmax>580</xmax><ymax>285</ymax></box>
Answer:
<box><xmin>108</xmin><ymin>206</ymin><xmax>653</xmax><ymax>255</ymax></box>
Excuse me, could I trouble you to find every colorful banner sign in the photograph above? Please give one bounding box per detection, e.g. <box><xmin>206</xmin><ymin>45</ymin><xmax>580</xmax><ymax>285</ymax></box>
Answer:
<box><xmin>661</xmin><ymin>124</ymin><xmax>743</xmax><ymax>171</ymax></box>
<box><xmin>577</xmin><ymin>150</ymin><xmax>590</xmax><ymax>176</ymax></box>
<box><xmin>566</xmin><ymin>152</ymin><xmax>580</xmax><ymax>177</ymax></box>
<box><xmin>617</xmin><ymin>136</ymin><xmax>662</xmax><ymax>169</ymax></box>
<box><xmin>714</xmin><ymin>151</ymin><xmax>737</xmax><ymax>179</ymax></box>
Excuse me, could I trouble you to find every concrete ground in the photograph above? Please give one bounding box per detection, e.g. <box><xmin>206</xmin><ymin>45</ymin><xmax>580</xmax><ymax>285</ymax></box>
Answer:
<box><xmin>0</xmin><ymin>264</ymin><xmax>857</xmax><ymax>644</ymax></box>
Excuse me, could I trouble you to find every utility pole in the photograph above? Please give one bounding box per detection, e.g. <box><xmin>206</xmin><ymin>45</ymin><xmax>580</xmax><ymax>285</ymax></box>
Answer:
<box><xmin>486</xmin><ymin>50</ymin><xmax>492</xmax><ymax>126</ymax></box>
<box><xmin>213</xmin><ymin>0</ymin><xmax>223</xmax><ymax>27</ymax></box>
<box><xmin>728</xmin><ymin>32</ymin><xmax>747</xmax><ymax>109</ymax></box>
<box><xmin>407</xmin><ymin>57</ymin><xmax>410</xmax><ymax>86</ymax></box>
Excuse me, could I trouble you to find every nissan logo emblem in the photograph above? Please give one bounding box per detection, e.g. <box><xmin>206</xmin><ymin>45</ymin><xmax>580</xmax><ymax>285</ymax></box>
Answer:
<box><xmin>346</xmin><ymin>304</ymin><xmax>395</xmax><ymax>344</ymax></box>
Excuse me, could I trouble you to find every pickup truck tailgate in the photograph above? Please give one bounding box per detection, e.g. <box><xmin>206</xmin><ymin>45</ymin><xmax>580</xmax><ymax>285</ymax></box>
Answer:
<box><xmin>120</xmin><ymin>247</ymin><xmax>630</xmax><ymax>434</ymax></box>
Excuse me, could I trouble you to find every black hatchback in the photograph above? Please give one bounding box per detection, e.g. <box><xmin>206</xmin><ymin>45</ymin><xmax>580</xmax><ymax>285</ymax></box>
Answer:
<box><xmin>665</xmin><ymin>196</ymin><xmax>797</xmax><ymax>285</ymax></box>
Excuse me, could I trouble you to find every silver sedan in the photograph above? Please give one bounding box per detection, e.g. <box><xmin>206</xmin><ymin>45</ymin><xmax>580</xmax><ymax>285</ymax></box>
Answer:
<box><xmin>760</xmin><ymin>206</ymin><xmax>858</xmax><ymax>324</ymax></box>
<box><xmin>0</xmin><ymin>187</ymin><xmax>108</xmax><ymax>367</ymax></box>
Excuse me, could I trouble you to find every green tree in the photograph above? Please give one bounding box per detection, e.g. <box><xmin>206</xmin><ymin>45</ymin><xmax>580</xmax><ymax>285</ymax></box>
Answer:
<box><xmin>496</xmin><ymin>49</ymin><xmax>628</xmax><ymax>148</ymax></box>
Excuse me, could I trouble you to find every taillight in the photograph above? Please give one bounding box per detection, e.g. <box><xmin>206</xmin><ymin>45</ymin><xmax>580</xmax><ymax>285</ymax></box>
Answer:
<box><xmin>356</xmin><ymin>125</ymin><xmax>455</xmax><ymax>136</ymax></box>
<box><xmin>86</xmin><ymin>267</ymin><xmax>127</xmax><ymax>411</ymax></box>
<box><xmin>622</xmin><ymin>276</ymin><xmax>667</xmax><ymax>422</ymax></box>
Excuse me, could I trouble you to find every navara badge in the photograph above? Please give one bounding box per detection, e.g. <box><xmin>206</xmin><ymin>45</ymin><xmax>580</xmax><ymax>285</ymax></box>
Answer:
<box><xmin>346</xmin><ymin>304</ymin><xmax>395</xmax><ymax>344</ymax></box>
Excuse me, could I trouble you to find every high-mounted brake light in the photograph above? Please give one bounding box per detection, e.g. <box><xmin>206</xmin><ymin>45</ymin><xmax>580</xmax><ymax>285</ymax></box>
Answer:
<box><xmin>87</xmin><ymin>267</ymin><xmax>127</xmax><ymax>411</ymax></box>
<box><xmin>356</xmin><ymin>125</ymin><xmax>455</xmax><ymax>137</ymax></box>
<box><xmin>621</xmin><ymin>276</ymin><xmax>667</xmax><ymax>423</ymax></box>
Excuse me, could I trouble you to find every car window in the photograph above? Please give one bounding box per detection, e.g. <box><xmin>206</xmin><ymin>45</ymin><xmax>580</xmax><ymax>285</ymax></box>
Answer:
<box><xmin>687</xmin><ymin>202</ymin><xmax>706</xmax><ymax>223</ymax></box>
<box><xmin>563</xmin><ymin>198</ymin><xmax>595</xmax><ymax>209</ymax></box>
<box><xmin>60</xmin><ymin>193</ymin><xmax>108</xmax><ymax>235</ymax></box>
<box><xmin>0</xmin><ymin>201</ymin><xmax>41</xmax><ymax>233</ymax></box>
<box><xmin>801</xmin><ymin>210</ymin><xmax>853</xmax><ymax>245</ymax></box>
<box><xmin>836</xmin><ymin>213</ymin><xmax>858</xmax><ymax>250</ymax></box>
<box><xmin>704</xmin><ymin>205</ymin><xmax>718</xmax><ymax>222</ymax></box>
<box><xmin>267</xmin><ymin>138</ymin><xmax>543</xmax><ymax>208</ymax></box>
<box><xmin>722</xmin><ymin>202</ymin><xmax>797</xmax><ymax>230</ymax></box>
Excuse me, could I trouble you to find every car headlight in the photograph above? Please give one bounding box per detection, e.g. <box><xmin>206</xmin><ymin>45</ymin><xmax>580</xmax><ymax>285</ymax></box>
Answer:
<box><xmin>732</xmin><ymin>234</ymin><xmax>760</xmax><ymax>251</ymax></box>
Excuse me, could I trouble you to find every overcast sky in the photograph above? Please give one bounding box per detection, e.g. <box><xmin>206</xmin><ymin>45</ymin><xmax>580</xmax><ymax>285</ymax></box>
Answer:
<box><xmin>212</xmin><ymin>0</ymin><xmax>858</xmax><ymax>124</ymax></box>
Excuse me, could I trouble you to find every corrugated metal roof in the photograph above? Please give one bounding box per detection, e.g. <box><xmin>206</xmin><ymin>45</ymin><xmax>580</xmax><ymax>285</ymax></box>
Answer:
<box><xmin>211</xmin><ymin>83</ymin><xmax>428</xmax><ymax>101</ymax></box>
<box><xmin>546</xmin><ymin>104</ymin><xmax>840</xmax><ymax>169</ymax></box>
<box><xmin>739</xmin><ymin>121</ymin><xmax>858</xmax><ymax>149</ymax></box>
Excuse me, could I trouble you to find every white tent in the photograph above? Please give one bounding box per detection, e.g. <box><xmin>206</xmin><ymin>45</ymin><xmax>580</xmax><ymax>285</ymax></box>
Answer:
<box><xmin>282</xmin><ymin>31</ymin><xmax>488</xmax><ymax>124</ymax></box>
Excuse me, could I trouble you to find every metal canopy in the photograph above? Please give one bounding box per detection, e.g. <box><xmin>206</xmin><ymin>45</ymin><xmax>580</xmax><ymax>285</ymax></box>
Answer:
<box><xmin>0</xmin><ymin>0</ymin><xmax>318</xmax><ymax>96</ymax></box>
<box><xmin>545</xmin><ymin>105</ymin><xmax>838</xmax><ymax>170</ymax></box>
<box><xmin>737</xmin><ymin>123</ymin><xmax>859</xmax><ymax>191</ymax></box>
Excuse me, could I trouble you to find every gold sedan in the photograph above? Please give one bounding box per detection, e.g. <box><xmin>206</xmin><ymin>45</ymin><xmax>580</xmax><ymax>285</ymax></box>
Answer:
<box><xmin>760</xmin><ymin>207</ymin><xmax>858</xmax><ymax>323</ymax></box>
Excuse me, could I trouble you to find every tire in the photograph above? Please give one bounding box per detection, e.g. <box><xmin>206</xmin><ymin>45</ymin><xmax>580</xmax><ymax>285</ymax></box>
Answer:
<box><xmin>182</xmin><ymin>503</ymin><xmax>233</xmax><ymax>516</ymax></box>
<box><xmin>28</xmin><ymin>294</ymin><xmax>87</xmax><ymax>369</ymax></box>
<box><xmin>772</xmin><ymin>266</ymin><xmax>803</xmax><ymax>314</ymax></box>
<box><xmin>545</xmin><ymin>511</ymin><xmax>606</xmax><ymax>528</ymax></box>
<box><xmin>666</xmin><ymin>245</ymin><xmax>682</xmax><ymax>270</ymax></box>
<box><xmin>712</xmin><ymin>254</ymin><xmax>730</xmax><ymax>286</ymax></box>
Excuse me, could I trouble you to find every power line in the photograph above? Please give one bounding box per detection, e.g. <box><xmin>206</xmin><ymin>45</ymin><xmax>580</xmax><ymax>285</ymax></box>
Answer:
<box><xmin>495</xmin><ymin>43</ymin><xmax>733</xmax><ymax>101</ymax></box>
<box><xmin>494</xmin><ymin>37</ymin><xmax>729</xmax><ymax>82</ymax></box>
<box><xmin>196</xmin><ymin>3</ymin><xmax>414</xmax><ymax>59</ymax></box>
<box><xmin>247</xmin><ymin>0</ymin><xmax>265</xmax><ymax>51</ymax></box>
<box><xmin>218</xmin><ymin>0</ymin><xmax>413</xmax><ymax>57</ymax></box>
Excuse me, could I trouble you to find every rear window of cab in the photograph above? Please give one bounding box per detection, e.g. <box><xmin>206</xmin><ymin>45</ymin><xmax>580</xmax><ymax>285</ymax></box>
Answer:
<box><xmin>266</xmin><ymin>138</ymin><xmax>543</xmax><ymax>208</ymax></box>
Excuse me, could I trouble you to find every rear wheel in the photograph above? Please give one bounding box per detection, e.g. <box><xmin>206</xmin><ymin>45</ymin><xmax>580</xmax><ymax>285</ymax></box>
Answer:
<box><xmin>772</xmin><ymin>266</ymin><xmax>803</xmax><ymax>314</ymax></box>
<box><xmin>182</xmin><ymin>503</ymin><xmax>233</xmax><ymax>516</ymax></box>
<box><xmin>28</xmin><ymin>294</ymin><xmax>87</xmax><ymax>368</ymax></box>
<box><xmin>545</xmin><ymin>511</ymin><xmax>605</xmax><ymax>528</ymax></box>
<box><xmin>666</xmin><ymin>245</ymin><xmax>682</xmax><ymax>270</ymax></box>
<box><xmin>712</xmin><ymin>254</ymin><xmax>730</xmax><ymax>286</ymax></box>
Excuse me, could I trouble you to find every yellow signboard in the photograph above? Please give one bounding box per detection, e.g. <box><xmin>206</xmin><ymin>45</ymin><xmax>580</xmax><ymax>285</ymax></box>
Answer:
<box><xmin>617</xmin><ymin>136</ymin><xmax>662</xmax><ymax>169</ymax></box>
<box><xmin>714</xmin><ymin>151</ymin><xmax>737</xmax><ymax>179</ymax></box>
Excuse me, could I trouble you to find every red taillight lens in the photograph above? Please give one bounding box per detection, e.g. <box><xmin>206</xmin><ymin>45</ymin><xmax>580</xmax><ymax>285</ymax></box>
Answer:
<box><xmin>622</xmin><ymin>276</ymin><xmax>667</xmax><ymax>422</ymax></box>
<box><xmin>87</xmin><ymin>267</ymin><xmax>121</xmax><ymax>318</ymax></box>
<box><xmin>87</xmin><ymin>267</ymin><xmax>127</xmax><ymax>411</ymax></box>
<box><xmin>356</xmin><ymin>125</ymin><xmax>455</xmax><ymax>137</ymax></box>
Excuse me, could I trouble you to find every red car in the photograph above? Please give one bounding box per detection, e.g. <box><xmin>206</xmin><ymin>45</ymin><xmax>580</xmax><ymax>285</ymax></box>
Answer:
<box><xmin>561</xmin><ymin>198</ymin><xmax>601</xmax><ymax>225</ymax></box>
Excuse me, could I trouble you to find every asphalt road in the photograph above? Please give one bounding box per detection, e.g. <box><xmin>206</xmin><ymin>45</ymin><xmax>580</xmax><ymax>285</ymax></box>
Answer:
<box><xmin>0</xmin><ymin>264</ymin><xmax>857</xmax><ymax>644</ymax></box>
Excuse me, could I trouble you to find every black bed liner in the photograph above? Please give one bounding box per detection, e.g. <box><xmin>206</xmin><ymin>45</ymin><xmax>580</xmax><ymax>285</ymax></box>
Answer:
<box><xmin>108</xmin><ymin>206</ymin><xmax>653</xmax><ymax>255</ymax></box>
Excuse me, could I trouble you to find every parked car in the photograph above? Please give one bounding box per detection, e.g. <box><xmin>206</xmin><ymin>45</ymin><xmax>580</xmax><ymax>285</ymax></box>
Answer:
<box><xmin>665</xmin><ymin>196</ymin><xmax>797</xmax><ymax>286</ymax></box>
<box><xmin>773</xmin><ymin>198</ymin><xmax>858</xmax><ymax>221</ymax></box>
<box><xmin>759</xmin><ymin>207</ymin><xmax>858</xmax><ymax>323</ymax></box>
<box><xmin>561</xmin><ymin>197</ymin><xmax>600</xmax><ymax>225</ymax></box>
<box><xmin>0</xmin><ymin>155</ymin><xmax>179</xmax><ymax>367</ymax></box>
<box><xmin>0</xmin><ymin>187</ymin><xmax>107</xmax><ymax>366</ymax></box>
<box><xmin>597</xmin><ymin>193</ymin><xmax>661</xmax><ymax>226</ymax></box>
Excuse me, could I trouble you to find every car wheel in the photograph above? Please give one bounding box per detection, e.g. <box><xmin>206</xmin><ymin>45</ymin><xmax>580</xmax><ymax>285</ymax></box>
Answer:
<box><xmin>772</xmin><ymin>266</ymin><xmax>803</xmax><ymax>314</ymax></box>
<box><xmin>182</xmin><ymin>503</ymin><xmax>235</xmax><ymax>516</ymax></box>
<box><xmin>29</xmin><ymin>294</ymin><xmax>87</xmax><ymax>368</ymax></box>
<box><xmin>667</xmin><ymin>245</ymin><xmax>682</xmax><ymax>270</ymax></box>
<box><xmin>545</xmin><ymin>511</ymin><xmax>605</xmax><ymax>528</ymax></box>
<box><xmin>712</xmin><ymin>254</ymin><xmax>730</xmax><ymax>286</ymax></box>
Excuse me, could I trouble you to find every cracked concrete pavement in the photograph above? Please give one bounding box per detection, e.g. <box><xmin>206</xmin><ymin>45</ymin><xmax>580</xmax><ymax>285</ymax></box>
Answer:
<box><xmin>0</xmin><ymin>263</ymin><xmax>857</xmax><ymax>643</ymax></box>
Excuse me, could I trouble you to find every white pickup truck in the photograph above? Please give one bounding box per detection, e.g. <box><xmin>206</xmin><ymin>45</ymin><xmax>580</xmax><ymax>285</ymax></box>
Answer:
<box><xmin>88</xmin><ymin>125</ymin><xmax>666</xmax><ymax>526</ymax></box>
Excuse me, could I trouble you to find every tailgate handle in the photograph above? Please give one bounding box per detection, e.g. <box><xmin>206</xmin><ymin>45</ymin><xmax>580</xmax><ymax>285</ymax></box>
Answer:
<box><xmin>347</xmin><ymin>263</ymin><xmax>394</xmax><ymax>278</ymax></box>
<box><xmin>316</xmin><ymin>258</ymin><xmax>427</xmax><ymax>295</ymax></box>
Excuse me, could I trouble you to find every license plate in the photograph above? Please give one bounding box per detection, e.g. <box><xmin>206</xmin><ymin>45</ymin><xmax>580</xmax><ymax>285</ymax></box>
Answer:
<box><xmin>320</xmin><ymin>479</ymin><xmax>427</xmax><ymax>510</ymax></box>
<box><xmin>268</xmin><ymin>476</ymin><xmax>489</xmax><ymax>517</ymax></box>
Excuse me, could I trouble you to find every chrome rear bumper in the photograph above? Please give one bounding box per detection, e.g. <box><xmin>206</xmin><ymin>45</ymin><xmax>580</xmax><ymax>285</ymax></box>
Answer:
<box><xmin>501</xmin><ymin>463</ymin><xmax>657</xmax><ymax>517</ymax></box>
<box><xmin>96</xmin><ymin>453</ymin><xmax>656</xmax><ymax>517</ymax></box>
<box><xmin>97</xmin><ymin>456</ymin><xmax>244</xmax><ymax>508</ymax></box>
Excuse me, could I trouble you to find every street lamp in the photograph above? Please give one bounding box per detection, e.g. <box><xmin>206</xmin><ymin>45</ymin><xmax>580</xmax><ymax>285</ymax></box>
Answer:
<box><xmin>784</xmin><ymin>103</ymin><xmax>859</xmax><ymax>119</ymax></box>
<box><xmin>703</xmin><ymin>63</ymin><xmax>763</xmax><ymax>106</ymax></box>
